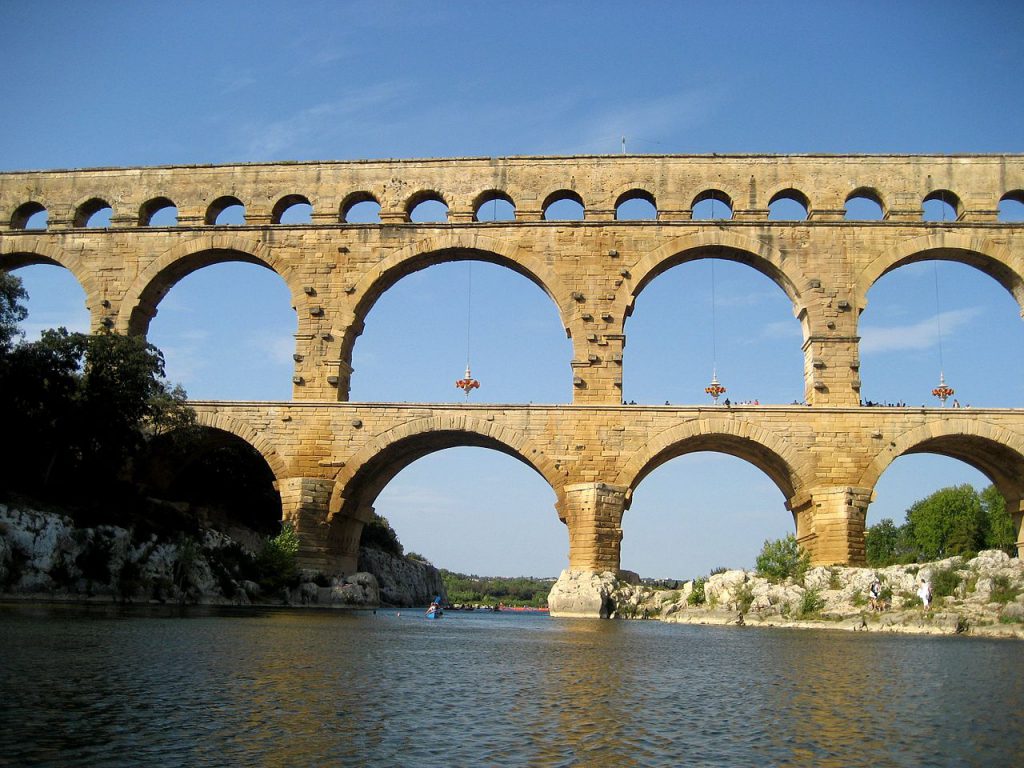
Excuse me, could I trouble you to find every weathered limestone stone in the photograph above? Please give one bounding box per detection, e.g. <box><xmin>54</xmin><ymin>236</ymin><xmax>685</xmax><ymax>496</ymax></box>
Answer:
<box><xmin>3</xmin><ymin>155</ymin><xmax>1024</xmax><ymax>586</ymax></box>
<box><xmin>548</xmin><ymin>568</ymin><xmax>619</xmax><ymax>618</ymax></box>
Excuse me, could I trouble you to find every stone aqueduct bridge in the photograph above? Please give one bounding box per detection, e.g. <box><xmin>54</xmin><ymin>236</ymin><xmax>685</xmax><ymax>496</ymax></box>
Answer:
<box><xmin>2</xmin><ymin>154</ymin><xmax>1024</xmax><ymax>580</ymax></box>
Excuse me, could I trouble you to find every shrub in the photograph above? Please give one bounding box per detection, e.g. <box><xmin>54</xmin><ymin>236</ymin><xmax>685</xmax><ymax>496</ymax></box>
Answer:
<box><xmin>360</xmin><ymin>514</ymin><xmax>403</xmax><ymax>557</ymax></box>
<box><xmin>256</xmin><ymin>523</ymin><xmax>300</xmax><ymax>595</ymax></box>
<box><xmin>661</xmin><ymin>590</ymin><xmax>680</xmax><ymax>604</ymax></box>
<box><xmin>709</xmin><ymin>566</ymin><xmax>728</xmax><ymax>576</ymax></box>
<box><xmin>990</xmin><ymin>575</ymin><xmax>1021</xmax><ymax>604</ymax></box>
<box><xmin>797</xmin><ymin>588</ymin><xmax>825</xmax><ymax>617</ymax></box>
<box><xmin>900</xmin><ymin>590</ymin><xmax>922</xmax><ymax>609</ymax></box>
<box><xmin>827</xmin><ymin>567</ymin><xmax>842</xmax><ymax>590</ymax></box>
<box><xmin>688</xmin><ymin>577</ymin><xmax>706</xmax><ymax>606</ymax></box>
<box><xmin>931</xmin><ymin>566</ymin><xmax>962</xmax><ymax>599</ymax></box>
<box><xmin>851</xmin><ymin>589</ymin><xmax>866</xmax><ymax>607</ymax></box>
<box><xmin>736</xmin><ymin>583</ymin><xmax>754</xmax><ymax>613</ymax></box>
<box><xmin>755</xmin><ymin>535</ymin><xmax>810</xmax><ymax>584</ymax></box>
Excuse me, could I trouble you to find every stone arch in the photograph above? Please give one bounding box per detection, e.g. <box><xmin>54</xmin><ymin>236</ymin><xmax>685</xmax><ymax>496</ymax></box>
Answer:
<box><xmin>855</xmin><ymin>233</ymin><xmax>1024</xmax><ymax>316</ymax></box>
<box><xmin>139</xmin><ymin>196</ymin><xmax>177</xmax><ymax>226</ymax></box>
<box><xmin>191</xmin><ymin>408</ymin><xmax>289</xmax><ymax>482</ymax></box>
<box><xmin>335</xmin><ymin>232</ymin><xmax>572</xmax><ymax>373</ymax></box>
<box><xmin>858</xmin><ymin>419</ymin><xmax>1024</xmax><ymax>516</ymax></box>
<box><xmin>0</xmin><ymin>238</ymin><xmax>97</xmax><ymax>313</ymax></box>
<box><xmin>72</xmin><ymin>196</ymin><xmax>113</xmax><ymax>228</ymax></box>
<box><xmin>327</xmin><ymin>414</ymin><xmax>564</xmax><ymax>522</ymax></box>
<box><xmin>471</xmin><ymin>189</ymin><xmax>516</xmax><ymax>221</ymax></box>
<box><xmin>340</xmin><ymin>191</ymin><xmax>382</xmax><ymax>223</ymax></box>
<box><xmin>614</xmin><ymin>417</ymin><xmax>811</xmax><ymax>509</ymax></box>
<box><xmin>844</xmin><ymin>186</ymin><xmax>887</xmax><ymax>219</ymax></box>
<box><xmin>271</xmin><ymin>193</ymin><xmax>312</xmax><ymax>224</ymax></box>
<box><xmin>767</xmin><ymin>186</ymin><xmax>811</xmax><ymax>219</ymax></box>
<box><xmin>626</xmin><ymin>230</ymin><xmax>809</xmax><ymax>324</ymax></box>
<box><xmin>9</xmin><ymin>201</ymin><xmax>48</xmax><ymax>230</ymax></box>
<box><xmin>613</xmin><ymin>185</ymin><xmax>658</xmax><ymax>219</ymax></box>
<box><xmin>117</xmin><ymin>234</ymin><xmax>306</xmax><ymax>335</ymax></box>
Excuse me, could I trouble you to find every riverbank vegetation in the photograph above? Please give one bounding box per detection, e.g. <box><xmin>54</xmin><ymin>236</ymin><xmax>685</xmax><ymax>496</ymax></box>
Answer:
<box><xmin>440</xmin><ymin>571</ymin><xmax>555</xmax><ymax>607</ymax></box>
<box><xmin>865</xmin><ymin>484</ymin><xmax>1015</xmax><ymax>566</ymax></box>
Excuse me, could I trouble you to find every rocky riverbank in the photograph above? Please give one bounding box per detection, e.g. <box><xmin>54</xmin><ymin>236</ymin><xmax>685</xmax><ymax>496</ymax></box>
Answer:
<box><xmin>550</xmin><ymin>552</ymin><xmax>1024</xmax><ymax>639</ymax></box>
<box><xmin>0</xmin><ymin>503</ymin><xmax>444</xmax><ymax>609</ymax></box>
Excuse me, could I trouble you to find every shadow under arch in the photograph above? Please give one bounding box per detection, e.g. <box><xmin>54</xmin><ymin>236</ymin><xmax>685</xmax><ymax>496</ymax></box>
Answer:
<box><xmin>117</xmin><ymin>234</ymin><xmax>306</xmax><ymax>336</ymax></box>
<box><xmin>855</xmin><ymin>233</ymin><xmax>1024</xmax><ymax>317</ymax></box>
<box><xmin>327</xmin><ymin>415</ymin><xmax>564</xmax><ymax>525</ymax></box>
<box><xmin>141</xmin><ymin>421</ymin><xmax>284</xmax><ymax>534</ymax></box>
<box><xmin>190</xmin><ymin>407</ymin><xmax>289</xmax><ymax>481</ymax></box>
<box><xmin>0</xmin><ymin>239</ymin><xmax>97</xmax><ymax>316</ymax></box>
<box><xmin>614</xmin><ymin>418</ymin><xmax>810</xmax><ymax>511</ymax></box>
<box><xmin>858</xmin><ymin>419</ymin><xmax>1024</xmax><ymax>511</ymax></box>
<box><xmin>626</xmin><ymin>231</ymin><xmax>809</xmax><ymax>324</ymax></box>
<box><xmin>335</xmin><ymin>232</ymin><xmax>572</xmax><ymax>377</ymax></box>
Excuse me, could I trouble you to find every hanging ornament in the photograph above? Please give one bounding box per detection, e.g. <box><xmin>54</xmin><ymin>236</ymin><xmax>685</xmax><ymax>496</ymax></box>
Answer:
<box><xmin>704</xmin><ymin>258</ymin><xmax>726</xmax><ymax>404</ymax></box>
<box><xmin>931</xmin><ymin>372</ymin><xmax>954</xmax><ymax>407</ymax></box>
<box><xmin>455</xmin><ymin>365</ymin><xmax>480</xmax><ymax>396</ymax></box>
<box><xmin>455</xmin><ymin>261</ymin><xmax>480</xmax><ymax>398</ymax></box>
<box><xmin>705</xmin><ymin>371</ymin><xmax>726</xmax><ymax>404</ymax></box>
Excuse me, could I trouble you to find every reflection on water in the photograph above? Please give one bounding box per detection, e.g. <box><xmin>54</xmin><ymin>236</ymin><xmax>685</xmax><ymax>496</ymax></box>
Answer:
<box><xmin>1</xmin><ymin>604</ymin><xmax>1022</xmax><ymax>767</ymax></box>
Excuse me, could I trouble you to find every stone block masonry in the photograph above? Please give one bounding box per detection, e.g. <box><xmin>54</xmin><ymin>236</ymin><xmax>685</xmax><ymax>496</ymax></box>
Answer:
<box><xmin>2</xmin><ymin>155</ymin><xmax>1023</xmax><ymax>591</ymax></box>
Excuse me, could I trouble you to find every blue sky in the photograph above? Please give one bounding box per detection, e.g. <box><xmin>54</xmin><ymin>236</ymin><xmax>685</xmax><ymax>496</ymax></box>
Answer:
<box><xmin>4</xmin><ymin>1</ymin><xmax>1024</xmax><ymax>578</ymax></box>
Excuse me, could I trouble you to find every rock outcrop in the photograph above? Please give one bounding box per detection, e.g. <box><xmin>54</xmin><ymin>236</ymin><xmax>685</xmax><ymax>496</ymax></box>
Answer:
<box><xmin>600</xmin><ymin>552</ymin><xmax>1024</xmax><ymax>638</ymax></box>
<box><xmin>548</xmin><ymin>569</ymin><xmax>619</xmax><ymax>618</ymax></box>
<box><xmin>0</xmin><ymin>503</ymin><xmax>442</xmax><ymax>609</ymax></box>
<box><xmin>357</xmin><ymin>547</ymin><xmax>446</xmax><ymax>607</ymax></box>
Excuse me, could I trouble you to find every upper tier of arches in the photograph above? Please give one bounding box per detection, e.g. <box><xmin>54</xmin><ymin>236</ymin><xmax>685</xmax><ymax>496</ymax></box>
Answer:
<box><xmin>3</xmin><ymin>155</ymin><xmax>1023</xmax><ymax>231</ymax></box>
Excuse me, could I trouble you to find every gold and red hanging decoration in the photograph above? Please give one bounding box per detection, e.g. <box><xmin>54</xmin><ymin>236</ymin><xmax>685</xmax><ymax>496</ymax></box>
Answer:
<box><xmin>932</xmin><ymin>372</ymin><xmax>954</xmax><ymax>407</ymax></box>
<box><xmin>705</xmin><ymin>370</ymin><xmax>726</xmax><ymax>404</ymax></box>
<box><xmin>456</xmin><ymin>365</ymin><xmax>480</xmax><ymax>397</ymax></box>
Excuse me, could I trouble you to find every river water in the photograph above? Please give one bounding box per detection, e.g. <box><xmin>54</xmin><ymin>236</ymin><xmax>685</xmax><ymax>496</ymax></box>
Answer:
<box><xmin>1</xmin><ymin>604</ymin><xmax>1022</xmax><ymax>767</ymax></box>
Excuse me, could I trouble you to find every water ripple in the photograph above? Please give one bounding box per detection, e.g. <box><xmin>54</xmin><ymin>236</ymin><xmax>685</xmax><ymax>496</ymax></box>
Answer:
<box><xmin>1</xmin><ymin>606</ymin><xmax>1022</xmax><ymax>767</ymax></box>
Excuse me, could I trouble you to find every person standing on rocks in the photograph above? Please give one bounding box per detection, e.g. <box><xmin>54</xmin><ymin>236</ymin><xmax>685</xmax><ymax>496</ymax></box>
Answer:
<box><xmin>918</xmin><ymin>579</ymin><xmax>932</xmax><ymax>611</ymax></box>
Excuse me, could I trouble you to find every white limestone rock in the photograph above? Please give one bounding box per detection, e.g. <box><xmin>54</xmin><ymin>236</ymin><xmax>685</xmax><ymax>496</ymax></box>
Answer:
<box><xmin>548</xmin><ymin>569</ymin><xmax>618</xmax><ymax>618</ymax></box>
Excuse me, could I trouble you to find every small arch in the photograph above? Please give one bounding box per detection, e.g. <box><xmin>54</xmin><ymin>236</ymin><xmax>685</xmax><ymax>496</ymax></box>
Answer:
<box><xmin>472</xmin><ymin>190</ymin><xmax>516</xmax><ymax>222</ymax></box>
<box><xmin>615</xmin><ymin>189</ymin><xmax>658</xmax><ymax>221</ymax></box>
<box><xmin>768</xmin><ymin>188</ymin><xmax>810</xmax><ymax>221</ymax></box>
<box><xmin>922</xmin><ymin>190</ymin><xmax>961</xmax><ymax>222</ymax></box>
<box><xmin>341</xmin><ymin>191</ymin><xmax>381</xmax><ymax>223</ymax></box>
<box><xmin>691</xmin><ymin>190</ymin><xmax>733</xmax><ymax>220</ymax></box>
<box><xmin>189</xmin><ymin>408</ymin><xmax>289</xmax><ymax>481</ymax></box>
<box><xmin>407</xmin><ymin>191</ymin><xmax>449</xmax><ymax>223</ymax></box>
<box><xmin>10</xmin><ymin>202</ymin><xmax>48</xmax><ymax>230</ymax></box>
<box><xmin>542</xmin><ymin>190</ymin><xmax>585</xmax><ymax>221</ymax></box>
<box><xmin>844</xmin><ymin>188</ymin><xmax>885</xmax><ymax>221</ymax></box>
<box><xmin>139</xmin><ymin>197</ymin><xmax>178</xmax><ymax>226</ymax></box>
<box><xmin>998</xmin><ymin>191</ymin><xmax>1024</xmax><ymax>222</ymax></box>
<box><xmin>272</xmin><ymin>194</ymin><xmax>312</xmax><ymax>224</ymax></box>
<box><xmin>74</xmin><ymin>198</ymin><xmax>113</xmax><ymax>228</ymax></box>
<box><xmin>206</xmin><ymin>196</ymin><xmax>246</xmax><ymax>225</ymax></box>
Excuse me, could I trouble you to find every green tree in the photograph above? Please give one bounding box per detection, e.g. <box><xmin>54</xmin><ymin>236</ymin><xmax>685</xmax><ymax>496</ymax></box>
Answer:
<box><xmin>0</xmin><ymin>324</ymin><xmax>193</xmax><ymax>505</ymax></box>
<box><xmin>865</xmin><ymin>517</ymin><xmax>916</xmax><ymax>566</ymax></box>
<box><xmin>905</xmin><ymin>484</ymin><xmax>985</xmax><ymax>560</ymax></box>
<box><xmin>0</xmin><ymin>270</ymin><xmax>28</xmax><ymax>353</ymax></box>
<box><xmin>755</xmin><ymin>534</ymin><xmax>810</xmax><ymax>583</ymax></box>
<box><xmin>980</xmin><ymin>485</ymin><xmax>1016</xmax><ymax>554</ymax></box>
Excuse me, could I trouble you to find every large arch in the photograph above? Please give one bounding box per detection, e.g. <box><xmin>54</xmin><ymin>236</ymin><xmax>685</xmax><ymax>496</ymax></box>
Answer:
<box><xmin>0</xmin><ymin>239</ymin><xmax>96</xmax><ymax>302</ymax></box>
<box><xmin>627</xmin><ymin>230</ymin><xmax>810</xmax><ymax>325</ymax></box>
<box><xmin>191</xmin><ymin>409</ymin><xmax>289</xmax><ymax>481</ymax></box>
<box><xmin>855</xmin><ymin>233</ymin><xmax>1024</xmax><ymax>316</ymax></box>
<box><xmin>0</xmin><ymin>239</ymin><xmax>99</xmax><ymax>326</ymax></box>
<box><xmin>335</xmin><ymin>232</ymin><xmax>573</xmax><ymax>376</ymax></box>
<box><xmin>117</xmin><ymin>234</ymin><xmax>306</xmax><ymax>336</ymax></box>
<box><xmin>327</xmin><ymin>414</ymin><xmax>564</xmax><ymax>523</ymax></box>
<box><xmin>613</xmin><ymin>417</ymin><xmax>810</xmax><ymax>509</ymax></box>
<box><xmin>858</xmin><ymin>419</ymin><xmax>1024</xmax><ymax>503</ymax></box>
